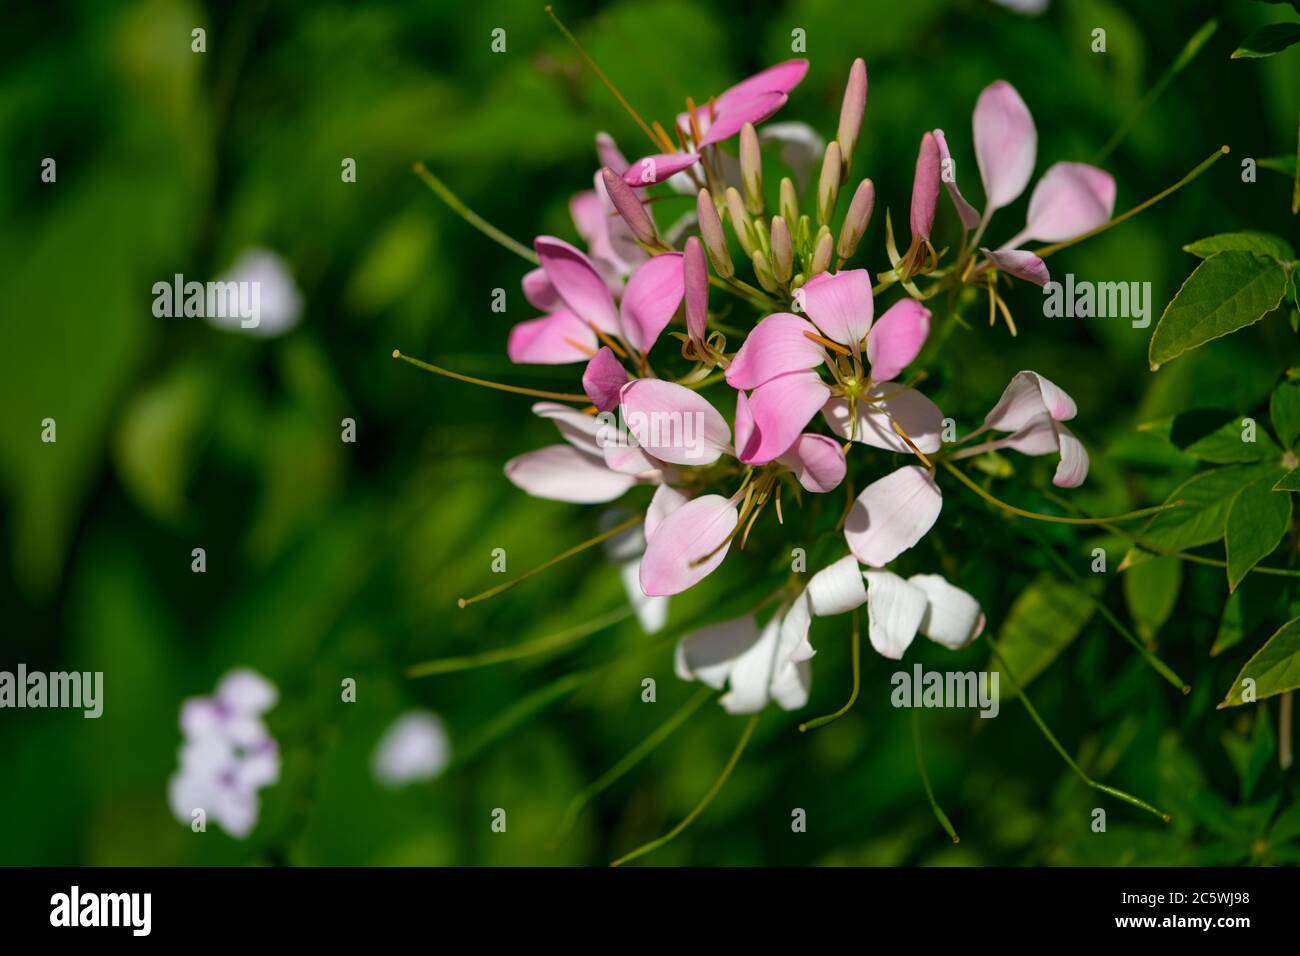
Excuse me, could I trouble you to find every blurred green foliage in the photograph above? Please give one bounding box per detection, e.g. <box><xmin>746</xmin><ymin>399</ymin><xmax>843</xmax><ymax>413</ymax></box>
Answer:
<box><xmin>2</xmin><ymin>0</ymin><xmax>1300</xmax><ymax>866</ymax></box>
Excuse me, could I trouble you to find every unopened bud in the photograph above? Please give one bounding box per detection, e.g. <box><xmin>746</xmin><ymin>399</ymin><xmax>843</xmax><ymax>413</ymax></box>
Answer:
<box><xmin>771</xmin><ymin>216</ymin><xmax>793</xmax><ymax>283</ymax></box>
<box><xmin>740</xmin><ymin>123</ymin><xmax>763</xmax><ymax>215</ymax></box>
<box><xmin>684</xmin><ymin>236</ymin><xmax>709</xmax><ymax>344</ymax></box>
<box><xmin>696</xmin><ymin>189</ymin><xmax>734</xmax><ymax>279</ymax></box>
<box><xmin>779</xmin><ymin>177</ymin><xmax>799</xmax><ymax>228</ymax></box>
<box><xmin>810</xmin><ymin>226</ymin><xmax>833</xmax><ymax>276</ymax></box>
<box><xmin>726</xmin><ymin>187</ymin><xmax>757</xmax><ymax>257</ymax></box>
<box><xmin>836</xmin><ymin>58</ymin><xmax>867</xmax><ymax>177</ymax></box>
<box><xmin>817</xmin><ymin>141</ymin><xmax>842</xmax><ymax>226</ymax></box>
<box><xmin>836</xmin><ymin>178</ymin><xmax>875</xmax><ymax>261</ymax></box>
<box><xmin>751</xmin><ymin>248</ymin><xmax>780</xmax><ymax>293</ymax></box>
<box><xmin>601</xmin><ymin>167</ymin><xmax>657</xmax><ymax>245</ymax></box>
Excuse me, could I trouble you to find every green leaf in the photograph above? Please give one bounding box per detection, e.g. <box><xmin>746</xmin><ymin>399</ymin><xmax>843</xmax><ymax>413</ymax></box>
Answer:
<box><xmin>1270</xmin><ymin>378</ymin><xmax>1300</xmax><ymax>448</ymax></box>
<box><xmin>988</xmin><ymin>573</ymin><xmax>1097</xmax><ymax>699</ymax></box>
<box><xmin>1122</xmin><ymin>555</ymin><xmax>1182</xmax><ymax>641</ymax></box>
<box><xmin>1231</xmin><ymin>22</ymin><xmax>1300</xmax><ymax>58</ymax></box>
<box><xmin>1149</xmin><ymin>252</ymin><xmax>1290</xmax><ymax>369</ymax></box>
<box><xmin>1275</xmin><ymin>469</ymin><xmax>1300</xmax><ymax>490</ymax></box>
<box><xmin>1168</xmin><ymin>408</ymin><xmax>1280</xmax><ymax>461</ymax></box>
<box><xmin>1225</xmin><ymin>474</ymin><xmax>1292</xmax><ymax>589</ymax></box>
<box><xmin>1183</xmin><ymin>231</ymin><xmax>1295</xmax><ymax>261</ymax></box>
<box><xmin>1138</xmin><ymin>463</ymin><xmax>1280</xmax><ymax>553</ymax></box>
<box><xmin>1213</xmin><ymin>574</ymin><xmax>1286</xmax><ymax>655</ymax></box>
<box><xmin>1221</xmin><ymin>709</ymin><xmax>1274</xmax><ymax>802</ymax></box>
<box><xmin>1220</xmin><ymin>615</ymin><xmax>1300</xmax><ymax>707</ymax></box>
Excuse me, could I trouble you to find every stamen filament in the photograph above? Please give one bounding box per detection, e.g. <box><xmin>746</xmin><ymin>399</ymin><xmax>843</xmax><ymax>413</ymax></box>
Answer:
<box><xmin>393</xmin><ymin>350</ymin><xmax>590</xmax><ymax>402</ymax></box>
<box><xmin>610</xmin><ymin>712</ymin><xmax>761</xmax><ymax>866</ymax></box>
<box><xmin>458</xmin><ymin>514</ymin><xmax>644</xmax><ymax>607</ymax></box>
<box><xmin>413</xmin><ymin>163</ymin><xmax>538</xmax><ymax>265</ymax></box>
<box><xmin>587</xmin><ymin>322</ymin><xmax>629</xmax><ymax>359</ymax></box>
<box><xmin>803</xmin><ymin>330</ymin><xmax>852</xmax><ymax>356</ymax></box>
<box><xmin>912</xmin><ymin>708</ymin><xmax>960</xmax><ymax>843</ymax></box>
<box><xmin>890</xmin><ymin>420</ymin><xmax>934</xmax><ymax>469</ymax></box>
<box><xmin>800</xmin><ymin>608</ymin><xmax>861</xmax><ymax>732</ymax></box>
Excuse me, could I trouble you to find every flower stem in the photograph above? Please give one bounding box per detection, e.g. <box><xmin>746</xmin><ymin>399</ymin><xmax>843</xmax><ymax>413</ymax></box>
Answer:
<box><xmin>412</xmin><ymin>163</ymin><xmax>538</xmax><ymax>265</ymax></box>
<box><xmin>799</xmin><ymin>608</ymin><xmax>861</xmax><ymax>732</ymax></box>
<box><xmin>554</xmin><ymin>687</ymin><xmax>713</xmax><ymax>845</ymax></box>
<box><xmin>939</xmin><ymin>460</ymin><xmax>1181</xmax><ymax>526</ymax></box>
<box><xmin>1034</xmin><ymin>145</ymin><xmax>1230</xmax><ymax>259</ymax></box>
<box><xmin>610</xmin><ymin>713</ymin><xmax>761</xmax><ymax>866</ymax></box>
<box><xmin>392</xmin><ymin>350</ymin><xmax>590</xmax><ymax>402</ymax></box>
<box><xmin>988</xmin><ymin>644</ymin><xmax>1170</xmax><ymax>823</ymax></box>
<box><xmin>406</xmin><ymin>606</ymin><xmax>635</xmax><ymax>677</ymax></box>
<box><xmin>912</xmin><ymin>708</ymin><xmax>960</xmax><ymax>843</ymax></box>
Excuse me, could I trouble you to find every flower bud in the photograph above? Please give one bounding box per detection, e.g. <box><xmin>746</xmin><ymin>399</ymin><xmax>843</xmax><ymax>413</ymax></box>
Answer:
<box><xmin>817</xmin><ymin>141</ymin><xmax>842</xmax><ymax>226</ymax></box>
<box><xmin>836</xmin><ymin>58</ymin><xmax>867</xmax><ymax>176</ymax></box>
<box><xmin>779</xmin><ymin>177</ymin><xmax>799</xmax><ymax>228</ymax></box>
<box><xmin>770</xmin><ymin>216</ymin><xmax>793</xmax><ymax>283</ymax></box>
<box><xmin>684</xmin><ymin>236</ymin><xmax>709</xmax><ymax>343</ymax></box>
<box><xmin>601</xmin><ymin>167</ymin><xmax>657</xmax><ymax>245</ymax></box>
<box><xmin>837</xmin><ymin>178</ymin><xmax>875</xmax><ymax>261</ymax></box>
<box><xmin>696</xmin><ymin>189</ymin><xmax>734</xmax><ymax>279</ymax></box>
<box><xmin>810</xmin><ymin>226</ymin><xmax>833</xmax><ymax>276</ymax></box>
<box><xmin>740</xmin><ymin>122</ymin><xmax>764</xmax><ymax>215</ymax></box>
<box><xmin>751</xmin><ymin>249</ymin><xmax>779</xmax><ymax>293</ymax></box>
<box><xmin>726</xmin><ymin>187</ymin><xmax>757</xmax><ymax>257</ymax></box>
<box><xmin>909</xmin><ymin>132</ymin><xmax>940</xmax><ymax>243</ymax></box>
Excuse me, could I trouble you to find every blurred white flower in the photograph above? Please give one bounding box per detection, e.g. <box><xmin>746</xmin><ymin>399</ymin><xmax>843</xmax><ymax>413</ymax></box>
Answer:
<box><xmin>207</xmin><ymin>248</ymin><xmax>303</xmax><ymax>338</ymax></box>
<box><xmin>989</xmin><ymin>0</ymin><xmax>1050</xmax><ymax>14</ymax></box>
<box><xmin>372</xmin><ymin>710</ymin><xmax>451</xmax><ymax>788</ymax></box>
<box><xmin>168</xmin><ymin>669</ymin><xmax>281</xmax><ymax>839</ymax></box>
<box><xmin>601</xmin><ymin>509</ymin><xmax>669</xmax><ymax>634</ymax></box>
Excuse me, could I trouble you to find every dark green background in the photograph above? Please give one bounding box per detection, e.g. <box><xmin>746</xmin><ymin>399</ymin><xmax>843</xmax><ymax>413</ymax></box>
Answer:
<box><xmin>2</xmin><ymin>0</ymin><xmax>1299</xmax><ymax>865</ymax></box>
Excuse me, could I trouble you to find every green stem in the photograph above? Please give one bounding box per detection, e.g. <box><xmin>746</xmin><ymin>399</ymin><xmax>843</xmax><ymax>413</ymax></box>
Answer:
<box><xmin>799</xmin><ymin>608</ymin><xmax>861</xmax><ymax>732</ymax></box>
<box><xmin>450</xmin><ymin>670</ymin><xmax>593</xmax><ymax>767</ymax></box>
<box><xmin>610</xmin><ymin>713</ymin><xmax>761</xmax><ymax>866</ymax></box>
<box><xmin>413</xmin><ymin>162</ymin><xmax>539</xmax><ymax>265</ymax></box>
<box><xmin>988</xmin><ymin>644</ymin><xmax>1170</xmax><ymax>822</ymax></box>
<box><xmin>912</xmin><ymin>709</ymin><xmax>959</xmax><ymax>843</ymax></box>
<box><xmin>554</xmin><ymin>687</ymin><xmax>712</xmax><ymax>844</ymax></box>
<box><xmin>393</xmin><ymin>350</ymin><xmax>589</xmax><ymax>402</ymax></box>
<box><xmin>406</xmin><ymin>606</ymin><xmax>634</xmax><ymax>677</ymax></box>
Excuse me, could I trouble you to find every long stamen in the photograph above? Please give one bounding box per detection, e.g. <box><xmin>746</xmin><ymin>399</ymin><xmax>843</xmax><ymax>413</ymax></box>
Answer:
<box><xmin>406</xmin><ymin>606</ymin><xmax>634</xmax><ymax>677</ymax></box>
<box><xmin>890</xmin><ymin>420</ymin><xmax>934</xmax><ymax>469</ymax></box>
<box><xmin>941</xmin><ymin>460</ymin><xmax>1183</xmax><ymax>526</ymax></box>
<box><xmin>799</xmin><ymin>608</ymin><xmax>861</xmax><ymax>732</ymax></box>
<box><xmin>989</xmin><ymin>643</ymin><xmax>1171</xmax><ymax>822</ymax></box>
<box><xmin>413</xmin><ymin>163</ymin><xmax>538</xmax><ymax>265</ymax></box>
<box><xmin>610</xmin><ymin>712</ymin><xmax>761</xmax><ymax>866</ymax></box>
<box><xmin>458</xmin><ymin>514</ymin><xmax>644</xmax><ymax>607</ymax></box>
<box><xmin>393</xmin><ymin>350</ymin><xmax>589</xmax><ymax>402</ymax></box>
<box><xmin>544</xmin><ymin>5</ymin><xmax>660</xmax><ymax>149</ymax></box>
<box><xmin>912</xmin><ymin>708</ymin><xmax>960</xmax><ymax>843</ymax></box>
<box><xmin>803</xmin><ymin>330</ymin><xmax>852</xmax><ymax>355</ymax></box>
<box><xmin>1035</xmin><ymin>145</ymin><xmax>1230</xmax><ymax>259</ymax></box>
<box><xmin>563</xmin><ymin>337</ymin><xmax>598</xmax><ymax>358</ymax></box>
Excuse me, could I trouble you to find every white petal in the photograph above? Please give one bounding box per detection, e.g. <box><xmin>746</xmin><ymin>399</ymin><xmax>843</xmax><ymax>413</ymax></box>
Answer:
<box><xmin>807</xmin><ymin>554</ymin><xmax>868</xmax><ymax>616</ymax></box>
<box><xmin>907</xmin><ymin>574</ymin><xmax>985</xmax><ymax>649</ymax></box>
<box><xmin>864</xmin><ymin>571</ymin><xmax>927</xmax><ymax>659</ymax></box>
<box><xmin>372</xmin><ymin>711</ymin><xmax>452</xmax><ymax>788</ymax></box>
<box><xmin>674</xmin><ymin>615</ymin><xmax>762</xmax><ymax>691</ymax></box>
<box><xmin>845</xmin><ymin>466</ymin><xmax>944</xmax><ymax>567</ymax></box>
<box><xmin>620</xmin><ymin>560</ymin><xmax>669</xmax><ymax>633</ymax></box>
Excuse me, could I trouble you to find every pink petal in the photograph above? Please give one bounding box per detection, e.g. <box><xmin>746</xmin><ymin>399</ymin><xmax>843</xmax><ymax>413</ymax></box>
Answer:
<box><xmin>866</xmin><ymin>299</ymin><xmax>931</xmax><ymax>382</ymax></box>
<box><xmin>602</xmin><ymin>440</ymin><xmax>664</xmax><ymax>478</ymax></box>
<box><xmin>716</xmin><ymin>59</ymin><xmax>810</xmax><ymax>112</ymax></box>
<box><xmin>619</xmin><ymin>252</ymin><xmax>685</xmax><ymax>353</ymax></box>
<box><xmin>736</xmin><ymin>371</ymin><xmax>832</xmax><ymax>465</ymax></box>
<box><xmin>619</xmin><ymin>378</ymin><xmax>731</xmax><ymax>465</ymax></box>
<box><xmin>504</xmin><ymin>445</ymin><xmax>635</xmax><ymax>503</ymax></box>
<box><xmin>778</xmin><ymin>433</ymin><xmax>847</xmax><ymax>493</ymax></box>
<box><xmin>1022</xmin><ymin>162</ymin><xmax>1116</xmax><ymax>243</ymax></box>
<box><xmin>592</xmin><ymin>170</ymin><xmax>650</xmax><ymax>277</ymax></box>
<box><xmin>595</xmin><ymin>131</ymin><xmax>629</xmax><ymax>176</ymax></box>
<box><xmin>795</xmin><ymin>269</ymin><xmax>873</xmax><ymax>346</ymax></box>
<box><xmin>639</xmin><ymin>494</ymin><xmax>739</xmax><ymax>596</ymax></box>
<box><xmin>507</xmin><ymin>309</ymin><xmax>597</xmax><ymax>365</ymax></box>
<box><xmin>907</xmin><ymin>574</ymin><xmax>984</xmax><ymax>649</ymax></box>
<box><xmin>981</xmin><ymin>247</ymin><xmax>1049</xmax><ymax>287</ymax></box>
<box><xmin>622</xmin><ymin>152</ymin><xmax>701</xmax><ymax>186</ymax></box>
<box><xmin>725</xmin><ymin>312</ymin><xmax>824</xmax><ymax>390</ymax></box>
<box><xmin>845</xmin><ymin>465</ymin><xmax>943</xmax><ymax>567</ymax></box>
<box><xmin>822</xmin><ymin>384</ymin><xmax>944</xmax><ymax>454</ymax></box>
<box><xmin>700</xmin><ymin>91</ymin><xmax>788</xmax><ymax>147</ymax></box>
<box><xmin>1002</xmin><ymin>413</ymin><xmax>1061</xmax><ymax>455</ymax></box>
<box><xmin>522</xmin><ymin>267</ymin><xmax>559</xmax><ymax>311</ymax></box>
<box><xmin>984</xmin><ymin>370</ymin><xmax>1077</xmax><ymax>431</ymax></box>
<box><xmin>532</xmin><ymin>401</ymin><xmax>603</xmax><ymax>454</ymax></box>
<box><xmin>646</xmin><ymin>484</ymin><xmax>691</xmax><ymax>541</ymax></box>
<box><xmin>1052</xmin><ymin>422</ymin><xmax>1089</xmax><ymax>487</ymax></box>
<box><xmin>569</xmin><ymin>190</ymin><xmax>605</xmax><ymax>248</ymax></box>
<box><xmin>909</xmin><ymin>131</ymin><xmax>941</xmax><ymax>242</ymax></box>
<box><xmin>932</xmin><ymin>128</ymin><xmax>981</xmax><ymax>229</ymax></box>
<box><xmin>863</xmin><ymin>571</ymin><xmax>927</xmax><ymax>659</ymax></box>
<box><xmin>684</xmin><ymin>237</ymin><xmax>709</xmax><ymax>343</ymax></box>
<box><xmin>973</xmin><ymin>80</ymin><xmax>1037</xmax><ymax>210</ymax></box>
<box><xmin>535</xmin><ymin>236</ymin><xmax>620</xmax><ymax>335</ymax></box>
<box><xmin>581</xmin><ymin>347</ymin><xmax>628</xmax><ymax>412</ymax></box>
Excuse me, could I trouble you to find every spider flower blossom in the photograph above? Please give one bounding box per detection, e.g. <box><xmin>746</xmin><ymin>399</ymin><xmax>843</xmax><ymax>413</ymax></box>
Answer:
<box><xmin>168</xmin><ymin>669</ymin><xmax>280</xmax><ymax>839</ymax></box>
<box><xmin>372</xmin><ymin>710</ymin><xmax>452</xmax><ymax>788</ymax></box>
<box><xmin>934</xmin><ymin>80</ymin><xmax>1116</xmax><ymax>286</ymax></box>
<box><xmin>674</xmin><ymin>554</ymin><xmax>984</xmax><ymax>712</ymax></box>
